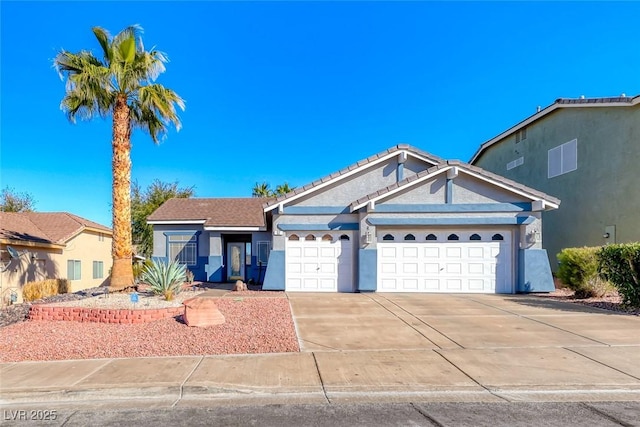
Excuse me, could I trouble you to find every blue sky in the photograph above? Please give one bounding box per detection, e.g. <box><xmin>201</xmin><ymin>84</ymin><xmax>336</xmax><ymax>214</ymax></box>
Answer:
<box><xmin>1</xmin><ymin>1</ymin><xmax>639</xmax><ymax>227</ymax></box>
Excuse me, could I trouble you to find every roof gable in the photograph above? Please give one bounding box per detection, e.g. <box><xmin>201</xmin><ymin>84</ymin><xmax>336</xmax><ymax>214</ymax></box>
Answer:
<box><xmin>147</xmin><ymin>198</ymin><xmax>268</xmax><ymax>228</ymax></box>
<box><xmin>0</xmin><ymin>212</ymin><xmax>111</xmax><ymax>246</ymax></box>
<box><xmin>350</xmin><ymin>160</ymin><xmax>560</xmax><ymax>212</ymax></box>
<box><xmin>471</xmin><ymin>94</ymin><xmax>639</xmax><ymax>164</ymax></box>
<box><xmin>264</xmin><ymin>144</ymin><xmax>444</xmax><ymax>212</ymax></box>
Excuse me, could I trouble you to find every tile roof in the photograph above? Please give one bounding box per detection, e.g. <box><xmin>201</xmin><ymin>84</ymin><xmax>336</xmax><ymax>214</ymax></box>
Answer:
<box><xmin>0</xmin><ymin>212</ymin><xmax>112</xmax><ymax>246</ymax></box>
<box><xmin>470</xmin><ymin>94</ymin><xmax>639</xmax><ymax>164</ymax></box>
<box><xmin>147</xmin><ymin>198</ymin><xmax>269</xmax><ymax>227</ymax></box>
<box><xmin>350</xmin><ymin>160</ymin><xmax>560</xmax><ymax>210</ymax></box>
<box><xmin>263</xmin><ymin>144</ymin><xmax>445</xmax><ymax>209</ymax></box>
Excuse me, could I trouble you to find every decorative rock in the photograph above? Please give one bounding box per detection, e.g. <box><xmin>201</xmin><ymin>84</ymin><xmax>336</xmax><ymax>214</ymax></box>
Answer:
<box><xmin>182</xmin><ymin>297</ymin><xmax>225</xmax><ymax>327</ymax></box>
<box><xmin>233</xmin><ymin>280</ymin><xmax>248</xmax><ymax>292</ymax></box>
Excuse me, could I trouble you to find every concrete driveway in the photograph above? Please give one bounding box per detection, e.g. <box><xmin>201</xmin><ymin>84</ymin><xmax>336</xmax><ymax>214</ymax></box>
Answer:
<box><xmin>288</xmin><ymin>292</ymin><xmax>640</xmax><ymax>400</ymax></box>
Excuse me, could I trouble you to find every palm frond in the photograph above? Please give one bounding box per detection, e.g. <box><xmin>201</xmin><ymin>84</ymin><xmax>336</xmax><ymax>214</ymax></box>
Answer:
<box><xmin>92</xmin><ymin>27</ymin><xmax>112</xmax><ymax>64</ymax></box>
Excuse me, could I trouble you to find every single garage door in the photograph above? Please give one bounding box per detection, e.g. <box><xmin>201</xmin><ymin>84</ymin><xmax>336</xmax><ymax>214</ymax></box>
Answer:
<box><xmin>377</xmin><ymin>230</ymin><xmax>512</xmax><ymax>293</ymax></box>
<box><xmin>285</xmin><ymin>232</ymin><xmax>354</xmax><ymax>292</ymax></box>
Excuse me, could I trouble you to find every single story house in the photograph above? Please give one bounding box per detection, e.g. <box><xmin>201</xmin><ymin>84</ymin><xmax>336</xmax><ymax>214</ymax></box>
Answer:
<box><xmin>148</xmin><ymin>144</ymin><xmax>560</xmax><ymax>293</ymax></box>
<box><xmin>0</xmin><ymin>212</ymin><xmax>113</xmax><ymax>304</ymax></box>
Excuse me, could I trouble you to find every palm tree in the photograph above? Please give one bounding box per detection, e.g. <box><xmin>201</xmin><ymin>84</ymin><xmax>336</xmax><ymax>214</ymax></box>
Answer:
<box><xmin>274</xmin><ymin>182</ymin><xmax>293</xmax><ymax>196</ymax></box>
<box><xmin>252</xmin><ymin>182</ymin><xmax>273</xmax><ymax>198</ymax></box>
<box><xmin>54</xmin><ymin>26</ymin><xmax>184</xmax><ymax>290</ymax></box>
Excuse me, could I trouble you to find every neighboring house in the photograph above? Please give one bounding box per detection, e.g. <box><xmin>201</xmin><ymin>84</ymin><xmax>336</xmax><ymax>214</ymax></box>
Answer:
<box><xmin>470</xmin><ymin>95</ymin><xmax>639</xmax><ymax>270</ymax></box>
<box><xmin>149</xmin><ymin>144</ymin><xmax>559</xmax><ymax>294</ymax></box>
<box><xmin>0</xmin><ymin>212</ymin><xmax>112</xmax><ymax>304</ymax></box>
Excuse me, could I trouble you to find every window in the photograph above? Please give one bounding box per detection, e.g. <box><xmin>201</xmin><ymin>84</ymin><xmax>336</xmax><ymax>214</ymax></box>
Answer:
<box><xmin>447</xmin><ymin>234</ymin><xmax>459</xmax><ymax>241</ymax></box>
<box><xmin>67</xmin><ymin>260</ymin><xmax>81</xmax><ymax>280</ymax></box>
<box><xmin>506</xmin><ymin>156</ymin><xmax>524</xmax><ymax>170</ymax></box>
<box><xmin>92</xmin><ymin>261</ymin><xmax>104</xmax><ymax>279</ymax></box>
<box><xmin>548</xmin><ymin>139</ymin><xmax>577</xmax><ymax>178</ymax></box>
<box><xmin>404</xmin><ymin>234</ymin><xmax>416</xmax><ymax>241</ymax></box>
<box><xmin>492</xmin><ymin>234</ymin><xmax>504</xmax><ymax>241</ymax></box>
<box><xmin>245</xmin><ymin>242</ymin><xmax>252</xmax><ymax>265</ymax></box>
<box><xmin>339</xmin><ymin>234</ymin><xmax>350</xmax><ymax>240</ymax></box>
<box><xmin>257</xmin><ymin>241</ymin><xmax>271</xmax><ymax>265</ymax></box>
<box><xmin>470</xmin><ymin>234</ymin><xmax>481</xmax><ymax>240</ymax></box>
<box><xmin>515</xmin><ymin>127</ymin><xmax>527</xmax><ymax>143</ymax></box>
<box><xmin>98</xmin><ymin>233</ymin><xmax>105</xmax><ymax>242</ymax></box>
<box><xmin>305</xmin><ymin>234</ymin><xmax>316</xmax><ymax>241</ymax></box>
<box><xmin>382</xmin><ymin>234</ymin><xmax>394</xmax><ymax>241</ymax></box>
<box><xmin>321</xmin><ymin>234</ymin><xmax>333</xmax><ymax>241</ymax></box>
<box><xmin>168</xmin><ymin>234</ymin><xmax>197</xmax><ymax>266</ymax></box>
<box><xmin>288</xmin><ymin>234</ymin><xmax>299</xmax><ymax>241</ymax></box>
<box><xmin>426</xmin><ymin>234</ymin><xmax>437</xmax><ymax>241</ymax></box>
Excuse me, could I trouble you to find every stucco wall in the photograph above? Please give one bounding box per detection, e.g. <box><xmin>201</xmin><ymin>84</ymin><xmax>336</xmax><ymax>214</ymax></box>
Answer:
<box><xmin>473</xmin><ymin>104</ymin><xmax>639</xmax><ymax>268</ymax></box>
<box><xmin>1</xmin><ymin>230</ymin><xmax>112</xmax><ymax>304</ymax></box>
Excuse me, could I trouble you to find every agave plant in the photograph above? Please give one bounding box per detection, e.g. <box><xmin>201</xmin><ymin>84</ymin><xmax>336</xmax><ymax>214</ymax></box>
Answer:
<box><xmin>141</xmin><ymin>259</ymin><xmax>187</xmax><ymax>301</ymax></box>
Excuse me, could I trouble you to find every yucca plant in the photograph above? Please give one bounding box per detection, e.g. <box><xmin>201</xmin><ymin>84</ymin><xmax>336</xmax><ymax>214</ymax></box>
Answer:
<box><xmin>141</xmin><ymin>259</ymin><xmax>186</xmax><ymax>301</ymax></box>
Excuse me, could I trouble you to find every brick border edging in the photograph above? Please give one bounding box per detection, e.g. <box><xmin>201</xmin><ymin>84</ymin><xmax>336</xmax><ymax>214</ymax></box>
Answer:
<box><xmin>28</xmin><ymin>305</ymin><xmax>184</xmax><ymax>324</ymax></box>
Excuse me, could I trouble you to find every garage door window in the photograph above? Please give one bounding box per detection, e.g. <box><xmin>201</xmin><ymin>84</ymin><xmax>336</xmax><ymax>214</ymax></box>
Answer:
<box><xmin>322</xmin><ymin>234</ymin><xmax>333</xmax><ymax>241</ymax></box>
<box><xmin>383</xmin><ymin>234</ymin><xmax>394</xmax><ymax>241</ymax></box>
<box><xmin>447</xmin><ymin>234</ymin><xmax>459</xmax><ymax>241</ymax></box>
<box><xmin>404</xmin><ymin>234</ymin><xmax>416</xmax><ymax>241</ymax></box>
<box><xmin>288</xmin><ymin>234</ymin><xmax>299</xmax><ymax>241</ymax></box>
<box><xmin>340</xmin><ymin>234</ymin><xmax>350</xmax><ymax>240</ymax></box>
<box><xmin>470</xmin><ymin>234</ymin><xmax>481</xmax><ymax>240</ymax></box>
<box><xmin>305</xmin><ymin>234</ymin><xmax>316</xmax><ymax>241</ymax></box>
<box><xmin>426</xmin><ymin>234</ymin><xmax>437</xmax><ymax>241</ymax></box>
<box><xmin>492</xmin><ymin>234</ymin><xmax>504</xmax><ymax>241</ymax></box>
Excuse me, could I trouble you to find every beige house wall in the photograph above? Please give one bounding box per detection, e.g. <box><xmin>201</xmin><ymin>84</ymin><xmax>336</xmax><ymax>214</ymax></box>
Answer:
<box><xmin>1</xmin><ymin>230</ymin><xmax>112</xmax><ymax>305</ymax></box>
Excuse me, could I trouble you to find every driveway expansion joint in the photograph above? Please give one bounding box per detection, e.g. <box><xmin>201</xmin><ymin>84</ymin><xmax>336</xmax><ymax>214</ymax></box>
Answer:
<box><xmin>581</xmin><ymin>402</ymin><xmax>637</xmax><ymax>427</ymax></box>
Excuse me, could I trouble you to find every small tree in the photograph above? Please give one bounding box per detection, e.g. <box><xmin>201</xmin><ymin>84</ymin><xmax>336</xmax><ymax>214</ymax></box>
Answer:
<box><xmin>251</xmin><ymin>182</ymin><xmax>293</xmax><ymax>197</ymax></box>
<box><xmin>0</xmin><ymin>187</ymin><xmax>36</xmax><ymax>212</ymax></box>
<box><xmin>132</xmin><ymin>179</ymin><xmax>194</xmax><ymax>258</ymax></box>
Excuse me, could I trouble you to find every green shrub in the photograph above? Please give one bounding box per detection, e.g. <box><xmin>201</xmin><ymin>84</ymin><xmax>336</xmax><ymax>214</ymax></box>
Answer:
<box><xmin>133</xmin><ymin>259</ymin><xmax>153</xmax><ymax>283</ymax></box>
<box><xmin>22</xmin><ymin>279</ymin><xmax>70</xmax><ymax>301</ymax></box>
<box><xmin>141</xmin><ymin>259</ymin><xmax>186</xmax><ymax>301</ymax></box>
<box><xmin>598</xmin><ymin>243</ymin><xmax>640</xmax><ymax>307</ymax></box>
<box><xmin>557</xmin><ymin>247</ymin><xmax>612</xmax><ymax>298</ymax></box>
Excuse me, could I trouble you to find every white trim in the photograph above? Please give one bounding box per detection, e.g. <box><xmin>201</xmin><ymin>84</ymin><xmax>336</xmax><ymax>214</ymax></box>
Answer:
<box><xmin>147</xmin><ymin>220</ymin><xmax>206</xmax><ymax>225</ymax></box>
<box><xmin>204</xmin><ymin>226</ymin><xmax>265</xmax><ymax>231</ymax></box>
<box><xmin>264</xmin><ymin>150</ymin><xmax>439</xmax><ymax>212</ymax></box>
<box><xmin>350</xmin><ymin>166</ymin><xmax>560</xmax><ymax>212</ymax></box>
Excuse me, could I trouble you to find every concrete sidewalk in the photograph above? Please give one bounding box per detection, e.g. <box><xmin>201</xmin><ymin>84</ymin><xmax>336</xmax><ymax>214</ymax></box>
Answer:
<box><xmin>1</xmin><ymin>293</ymin><xmax>640</xmax><ymax>407</ymax></box>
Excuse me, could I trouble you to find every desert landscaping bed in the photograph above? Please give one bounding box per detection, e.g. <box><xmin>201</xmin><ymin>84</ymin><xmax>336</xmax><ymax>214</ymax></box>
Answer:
<box><xmin>0</xmin><ymin>294</ymin><xmax>299</xmax><ymax>362</ymax></box>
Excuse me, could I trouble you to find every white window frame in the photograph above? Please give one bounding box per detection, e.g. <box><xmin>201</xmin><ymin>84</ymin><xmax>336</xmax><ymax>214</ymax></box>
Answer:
<box><xmin>93</xmin><ymin>261</ymin><xmax>104</xmax><ymax>279</ymax></box>
<box><xmin>67</xmin><ymin>260</ymin><xmax>81</xmax><ymax>280</ymax></box>
<box><xmin>257</xmin><ymin>241</ymin><xmax>271</xmax><ymax>265</ymax></box>
<box><xmin>548</xmin><ymin>139</ymin><xmax>578</xmax><ymax>178</ymax></box>
<box><xmin>168</xmin><ymin>234</ymin><xmax>198</xmax><ymax>266</ymax></box>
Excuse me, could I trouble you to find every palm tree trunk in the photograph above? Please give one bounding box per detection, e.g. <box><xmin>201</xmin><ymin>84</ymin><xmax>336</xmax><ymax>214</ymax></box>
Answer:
<box><xmin>109</xmin><ymin>95</ymin><xmax>134</xmax><ymax>290</ymax></box>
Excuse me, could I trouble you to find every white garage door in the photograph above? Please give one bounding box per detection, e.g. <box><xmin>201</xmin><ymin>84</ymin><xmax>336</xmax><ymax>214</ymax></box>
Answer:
<box><xmin>377</xmin><ymin>230</ymin><xmax>512</xmax><ymax>293</ymax></box>
<box><xmin>286</xmin><ymin>232</ymin><xmax>354</xmax><ymax>292</ymax></box>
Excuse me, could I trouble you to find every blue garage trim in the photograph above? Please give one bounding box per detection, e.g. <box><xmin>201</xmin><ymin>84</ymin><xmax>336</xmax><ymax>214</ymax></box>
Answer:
<box><xmin>374</xmin><ymin>203</ymin><xmax>532</xmax><ymax>213</ymax></box>
<box><xmin>366</xmin><ymin>216</ymin><xmax>535</xmax><ymax>226</ymax></box>
<box><xmin>262</xmin><ymin>250</ymin><xmax>285</xmax><ymax>290</ymax></box>
<box><xmin>518</xmin><ymin>249</ymin><xmax>555</xmax><ymax>292</ymax></box>
<box><xmin>358</xmin><ymin>249</ymin><xmax>378</xmax><ymax>292</ymax></box>
<box><xmin>206</xmin><ymin>256</ymin><xmax>223</xmax><ymax>282</ymax></box>
<box><xmin>277</xmin><ymin>223</ymin><xmax>360</xmax><ymax>231</ymax></box>
<box><xmin>283</xmin><ymin>206</ymin><xmax>350</xmax><ymax>214</ymax></box>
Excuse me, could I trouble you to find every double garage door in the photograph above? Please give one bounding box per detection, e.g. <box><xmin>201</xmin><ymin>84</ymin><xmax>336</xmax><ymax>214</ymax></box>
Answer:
<box><xmin>377</xmin><ymin>229</ymin><xmax>513</xmax><ymax>293</ymax></box>
<box><xmin>285</xmin><ymin>232</ymin><xmax>353</xmax><ymax>292</ymax></box>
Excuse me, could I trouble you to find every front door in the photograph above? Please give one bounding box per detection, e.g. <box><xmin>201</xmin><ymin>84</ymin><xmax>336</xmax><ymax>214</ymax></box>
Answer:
<box><xmin>227</xmin><ymin>242</ymin><xmax>245</xmax><ymax>281</ymax></box>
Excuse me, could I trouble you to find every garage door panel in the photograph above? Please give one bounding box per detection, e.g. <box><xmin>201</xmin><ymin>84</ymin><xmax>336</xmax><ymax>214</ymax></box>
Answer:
<box><xmin>403</xmin><ymin>247</ymin><xmax>418</xmax><ymax>257</ymax></box>
<box><xmin>287</xmin><ymin>278</ymin><xmax>302</xmax><ymax>289</ymax></box>
<box><xmin>319</xmin><ymin>262</ymin><xmax>335</xmax><ymax>273</ymax></box>
<box><xmin>289</xmin><ymin>247</ymin><xmax>302</xmax><ymax>257</ymax></box>
<box><xmin>403</xmin><ymin>263</ymin><xmax>419</xmax><ymax>274</ymax></box>
<box><xmin>377</xmin><ymin>231</ymin><xmax>512</xmax><ymax>294</ymax></box>
<box><xmin>288</xmin><ymin>263</ymin><xmax>302</xmax><ymax>274</ymax></box>
<box><xmin>381</xmin><ymin>247</ymin><xmax>397</xmax><ymax>257</ymax></box>
<box><xmin>446</xmin><ymin>247</ymin><xmax>462</xmax><ymax>257</ymax></box>
<box><xmin>303</xmin><ymin>247</ymin><xmax>318</xmax><ymax>257</ymax></box>
<box><xmin>320</xmin><ymin>247</ymin><xmax>335</xmax><ymax>257</ymax></box>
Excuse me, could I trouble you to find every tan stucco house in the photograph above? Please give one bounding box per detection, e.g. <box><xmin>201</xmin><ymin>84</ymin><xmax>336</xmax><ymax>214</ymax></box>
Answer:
<box><xmin>0</xmin><ymin>212</ymin><xmax>112</xmax><ymax>304</ymax></box>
